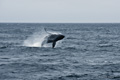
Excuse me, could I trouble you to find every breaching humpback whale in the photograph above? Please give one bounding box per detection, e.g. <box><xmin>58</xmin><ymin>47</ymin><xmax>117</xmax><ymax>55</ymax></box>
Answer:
<box><xmin>41</xmin><ymin>29</ymin><xmax>65</xmax><ymax>48</ymax></box>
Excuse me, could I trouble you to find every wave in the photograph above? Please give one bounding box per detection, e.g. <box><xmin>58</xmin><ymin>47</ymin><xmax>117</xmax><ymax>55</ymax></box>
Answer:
<box><xmin>98</xmin><ymin>44</ymin><xmax>113</xmax><ymax>47</ymax></box>
<box><xmin>51</xmin><ymin>73</ymin><xmax>89</xmax><ymax>80</ymax></box>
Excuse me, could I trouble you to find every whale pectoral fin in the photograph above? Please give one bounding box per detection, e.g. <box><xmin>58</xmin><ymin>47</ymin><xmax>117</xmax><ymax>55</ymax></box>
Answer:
<box><xmin>41</xmin><ymin>41</ymin><xmax>45</xmax><ymax>47</ymax></box>
<box><xmin>41</xmin><ymin>39</ymin><xmax>47</xmax><ymax>47</ymax></box>
<box><xmin>52</xmin><ymin>41</ymin><xmax>56</xmax><ymax>48</ymax></box>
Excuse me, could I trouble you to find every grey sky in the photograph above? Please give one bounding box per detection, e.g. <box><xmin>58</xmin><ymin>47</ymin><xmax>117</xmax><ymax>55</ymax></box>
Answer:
<box><xmin>0</xmin><ymin>0</ymin><xmax>120</xmax><ymax>23</ymax></box>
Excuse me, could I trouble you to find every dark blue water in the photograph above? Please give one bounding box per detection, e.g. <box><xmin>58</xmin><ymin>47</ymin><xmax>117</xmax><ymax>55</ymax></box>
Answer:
<box><xmin>0</xmin><ymin>23</ymin><xmax>120</xmax><ymax>80</ymax></box>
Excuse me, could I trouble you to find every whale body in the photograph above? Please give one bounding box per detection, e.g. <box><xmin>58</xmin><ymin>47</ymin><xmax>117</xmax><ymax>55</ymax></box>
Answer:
<box><xmin>41</xmin><ymin>34</ymin><xmax>65</xmax><ymax>48</ymax></box>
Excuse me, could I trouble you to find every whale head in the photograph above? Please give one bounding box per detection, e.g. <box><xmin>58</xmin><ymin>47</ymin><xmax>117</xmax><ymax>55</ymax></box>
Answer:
<box><xmin>56</xmin><ymin>34</ymin><xmax>65</xmax><ymax>41</ymax></box>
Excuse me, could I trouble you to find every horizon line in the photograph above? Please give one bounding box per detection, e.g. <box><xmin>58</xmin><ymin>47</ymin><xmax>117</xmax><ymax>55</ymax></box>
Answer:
<box><xmin>0</xmin><ymin>22</ymin><xmax>120</xmax><ymax>24</ymax></box>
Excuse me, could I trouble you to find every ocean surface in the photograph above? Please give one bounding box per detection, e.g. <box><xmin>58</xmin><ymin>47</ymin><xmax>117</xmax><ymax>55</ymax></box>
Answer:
<box><xmin>0</xmin><ymin>23</ymin><xmax>120</xmax><ymax>80</ymax></box>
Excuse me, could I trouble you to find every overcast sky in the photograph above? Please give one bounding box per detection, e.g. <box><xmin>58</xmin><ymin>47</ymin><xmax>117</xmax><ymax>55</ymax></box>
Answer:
<box><xmin>0</xmin><ymin>0</ymin><xmax>120</xmax><ymax>23</ymax></box>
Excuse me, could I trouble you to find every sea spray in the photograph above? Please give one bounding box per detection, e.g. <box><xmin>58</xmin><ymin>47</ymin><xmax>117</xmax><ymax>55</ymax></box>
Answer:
<box><xmin>23</xmin><ymin>28</ymin><xmax>48</xmax><ymax>47</ymax></box>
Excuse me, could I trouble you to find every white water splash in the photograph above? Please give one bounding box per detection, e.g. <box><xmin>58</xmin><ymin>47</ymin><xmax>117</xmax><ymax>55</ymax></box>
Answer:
<box><xmin>23</xmin><ymin>28</ymin><xmax>48</xmax><ymax>47</ymax></box>
<box><xmin>23</xmin><ymin>28</ymin><xmax>62</xmax><ymax>47</ymax></box>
